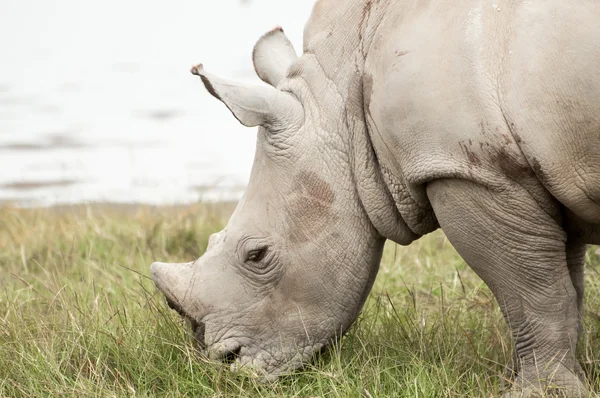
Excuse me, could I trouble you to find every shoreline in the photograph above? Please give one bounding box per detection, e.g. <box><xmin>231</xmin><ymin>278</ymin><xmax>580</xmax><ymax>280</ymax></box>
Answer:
<box><xmin>0</xmin><ymin>200</ymin><xmax>239</xmax><ymax>217</ymax></box>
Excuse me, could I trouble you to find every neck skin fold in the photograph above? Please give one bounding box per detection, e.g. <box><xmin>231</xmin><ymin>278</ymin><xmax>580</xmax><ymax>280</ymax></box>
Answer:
<box><xmin>299</xmin><ymin>0</ymin><xmax>420</xmax><ymax>245</ymax></box>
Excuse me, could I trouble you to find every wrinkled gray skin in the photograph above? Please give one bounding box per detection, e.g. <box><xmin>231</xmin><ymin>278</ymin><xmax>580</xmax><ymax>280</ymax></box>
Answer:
<box><xmin>151</xmin><ymin>0</ymin><xmax>600</xmax><ymax>395</ymax></box>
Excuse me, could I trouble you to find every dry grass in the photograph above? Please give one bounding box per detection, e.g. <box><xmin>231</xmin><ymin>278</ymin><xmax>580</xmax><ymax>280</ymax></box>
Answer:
<box><xmin>0</xmin><ymin>204</ymin><xmax>599</xmax><ymax>397</ymax></box>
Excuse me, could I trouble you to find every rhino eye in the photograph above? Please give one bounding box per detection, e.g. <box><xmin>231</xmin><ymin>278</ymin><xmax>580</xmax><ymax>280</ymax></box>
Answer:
<box><xmin>246</xmin><ymin>248</ymin><xmax>268</xmax><ymax>262</ymax></box>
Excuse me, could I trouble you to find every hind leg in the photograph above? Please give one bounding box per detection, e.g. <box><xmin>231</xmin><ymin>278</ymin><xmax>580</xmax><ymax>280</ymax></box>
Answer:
<box><xmin>427</xmin><ymin>179</ymin><xmax>587</xmax><ymax>397</ymax></box>
<box><xmin>492</xmin><ymin>241</ymin><xmax>581</xmax><ymax>393</ymax></box>
<box><xmin>565</xmin><ymin>210</ymin><xmax>598</xmax><ymax>343</ymax></box>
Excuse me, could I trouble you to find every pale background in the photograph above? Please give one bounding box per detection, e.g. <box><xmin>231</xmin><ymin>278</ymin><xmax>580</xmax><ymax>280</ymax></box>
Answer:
<box><xmin>0</xmin><ymin>0</ymin><xmax>315</xmax><ymax>206</ymax></box>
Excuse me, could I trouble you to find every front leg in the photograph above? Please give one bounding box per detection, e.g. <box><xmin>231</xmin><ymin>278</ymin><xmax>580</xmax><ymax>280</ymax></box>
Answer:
<box><xmin>427</xmin><ymin>179</ymin><xmax>587</xmax><ymax>397</ymax></box>
<box><xmin>566</xmin><ymin>239</ymin><xmax>586</xmax><ymax>344</ymax></box>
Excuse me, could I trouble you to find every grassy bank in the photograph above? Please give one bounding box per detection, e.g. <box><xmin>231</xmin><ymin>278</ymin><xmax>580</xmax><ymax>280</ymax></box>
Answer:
<box><xmin>1</xmin><ymin>204</ymin><xmax>599</xmax><ymax>397</ymax></box>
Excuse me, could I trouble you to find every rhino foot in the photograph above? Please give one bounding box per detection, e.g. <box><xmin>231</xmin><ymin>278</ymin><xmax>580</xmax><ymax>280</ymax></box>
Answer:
<box><xmin>502</xmin><ymin>365</ymin><xmax>588</xmax><ymax>398</ymax></box>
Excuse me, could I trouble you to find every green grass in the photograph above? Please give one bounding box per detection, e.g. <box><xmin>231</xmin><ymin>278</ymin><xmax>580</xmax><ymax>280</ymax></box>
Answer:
<box><xmin>1</xmin><ymin>204</ymin><xmax>599</xmax><ymax>397</ymax></box>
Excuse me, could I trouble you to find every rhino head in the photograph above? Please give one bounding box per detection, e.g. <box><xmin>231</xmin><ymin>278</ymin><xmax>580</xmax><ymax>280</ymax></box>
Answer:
<box><xmin>150</xmin><ymin>25</ymin><xmax>414</xmax><ymax>378</ymax></box>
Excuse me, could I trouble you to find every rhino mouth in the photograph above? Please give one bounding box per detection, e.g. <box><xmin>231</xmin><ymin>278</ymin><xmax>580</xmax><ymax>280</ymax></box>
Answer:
<box><xmin>161</xmin><ymin>296</ymin><xmax>333</xmax><ymax>376</ymax></box>
<box><xmin>221</xmin><ymin>344</ymin><xmax>241</xmax><ymax>364</ymax></box>
<box><xmin>164</xmin><ymin>297</ymin><xmax>205</xmax><ymax>347</ymax></box>
<box><xmin>164</xmin><ymin>297</ymin><xmax>242</xmax><ymax>363</ymax></box>
<box><xmin>190</xmin><ymin>318</ymin><xmax>206</xmax><ymax>348</ymax></box>
<box><xmin>165</xmin><ymin>296</ymin><xmax>184</xmax><ymax>315</ymax></box>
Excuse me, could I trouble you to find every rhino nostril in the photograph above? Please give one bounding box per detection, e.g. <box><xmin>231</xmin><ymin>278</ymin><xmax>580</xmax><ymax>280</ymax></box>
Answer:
<box><xmin>165</xmin><ymin>297</ymin><xmax>184</xmax><ymax>315</ymax></box>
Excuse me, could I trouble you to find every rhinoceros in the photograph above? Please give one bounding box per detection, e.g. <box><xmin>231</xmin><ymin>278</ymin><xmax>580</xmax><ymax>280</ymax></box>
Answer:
<box><xmin>150</xmin><ymin>0</ymin><xmax>600</xmax><ymax>395</ymax></box>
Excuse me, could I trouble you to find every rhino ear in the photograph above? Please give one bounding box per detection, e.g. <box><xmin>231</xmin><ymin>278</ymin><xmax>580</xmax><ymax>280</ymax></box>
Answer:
<box><xmin>252</xmin><ymin>27</ymin><xmax>298</xmax><ymax>87</ymax></box>
<box><xmin>191</xmin><ymin>64</ymin><xmax>303</xmax><ymax>129</ymax></box>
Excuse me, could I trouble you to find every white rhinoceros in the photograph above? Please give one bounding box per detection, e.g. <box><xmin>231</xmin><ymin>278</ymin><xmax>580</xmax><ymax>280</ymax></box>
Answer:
<box><xmin>150</xmin><ymin>0</ymin><xmax>600</xmax><ymax>395</ymax></box>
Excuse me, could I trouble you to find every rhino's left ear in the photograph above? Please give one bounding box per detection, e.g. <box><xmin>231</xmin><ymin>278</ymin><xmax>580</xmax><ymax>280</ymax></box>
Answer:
<box><xmin>252</xmin><ymin>27</ymin><xmax>298</xmax><ymax>87</ymax></box>
<box><xmin>191</xmin><ymin>64</ymin><xmax>303</xmax><ymax>129</ymax></box>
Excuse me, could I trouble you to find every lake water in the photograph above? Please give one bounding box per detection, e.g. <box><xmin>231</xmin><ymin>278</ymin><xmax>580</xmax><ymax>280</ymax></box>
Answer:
<box><xmin>0</xmin><ymin>0</ymin><xmax>314</xmax><ymax>206</ymax></box>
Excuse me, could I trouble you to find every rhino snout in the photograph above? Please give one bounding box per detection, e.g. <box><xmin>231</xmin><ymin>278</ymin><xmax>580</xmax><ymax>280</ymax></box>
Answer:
<box><xmin>150</xmin><ymin>262</ymin><xmax>162</xmax><ymax>278</ymax></box>
<box><xmin>151</xmin><ymin>262</ymin><xmax>210</xmax><ymax>345</ymax></box>
<box><xmin>150</xmin><ymin>261</ymin><xmax>195</xmax><ymax>313</ymax></box>
<box><xmin>150</xmin><ymin>262</ymin><xmax>174</xmax><ymax>294</ymax></box>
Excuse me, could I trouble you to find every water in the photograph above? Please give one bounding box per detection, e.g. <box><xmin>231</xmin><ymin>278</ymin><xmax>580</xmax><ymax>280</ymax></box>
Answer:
<box><xmin>0</xmin><ymin>0</ymin><xmax>314</xmax><ymax>206</ymax></box>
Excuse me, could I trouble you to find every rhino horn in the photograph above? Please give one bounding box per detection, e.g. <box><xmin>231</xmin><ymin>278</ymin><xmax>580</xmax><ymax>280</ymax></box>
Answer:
<box><xmin>191</xmin><ymin>63</ymin><xmax>303</xmax><ymax>129</ymax></box>
<box><xmin>252</xmin><ymin>26</ymin><xmax>298</xmax><ymax>87</ymax></box>
<box><xmin>150</xmin><ymin>262</ymin><xmax>193</xmax><ymax>310</ymax></box>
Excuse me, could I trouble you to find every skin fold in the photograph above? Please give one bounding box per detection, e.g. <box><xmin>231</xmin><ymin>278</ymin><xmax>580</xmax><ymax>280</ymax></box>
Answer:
<box><xmin>151</xmin><ymin>0</ymin><xmax>600</xmax><ymax>395</ymax></box>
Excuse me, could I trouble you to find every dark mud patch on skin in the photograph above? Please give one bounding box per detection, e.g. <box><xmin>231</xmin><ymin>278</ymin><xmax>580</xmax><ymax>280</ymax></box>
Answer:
<box><xmin>493</xmin><ymin>147</ymin><xmax>532</xmax><ymax>181</ymax></box>
<box><xmin>465</xmin><ymin>121</ymin><xmax>537</xmax><ymax>182</ymax></box>
<box><xmin>1</xmin><ymin>180</ymin><xmax>80</xmax><ymax>191</ymax></box>
<box><xmin>530</xmin><ymin>157</ymin><xmax>549</xmax><ymax>186</ymax></box>
<box><xmin>287</xmin><ymin>171</ymin><xmax>336</xmax><ymax>244</ymax></box>
<box><xmin>459</xmin><ymin>141</ymin><xmax>481</xmax><ymax>167</ymax></box>
<box><xmin>500</xmin><ymin>132</ymin><xmax>513</xmax><ymax>145</ymax></box>
<box><xmin>511</xmin><ymin>124</ymin><xmax>523</xmax><ymax>144</ymax></box>
<box><xmin>295</xmin><ymin>171</ymin><xmax>335</xmax><ymax>204</ymax></box>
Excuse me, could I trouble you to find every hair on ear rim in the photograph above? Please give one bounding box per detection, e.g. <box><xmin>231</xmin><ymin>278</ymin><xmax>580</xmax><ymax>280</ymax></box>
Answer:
<box><xmin>191</xmin><ymin>64</ymin><xmax>222</xmax><ymax>101</ymax></box>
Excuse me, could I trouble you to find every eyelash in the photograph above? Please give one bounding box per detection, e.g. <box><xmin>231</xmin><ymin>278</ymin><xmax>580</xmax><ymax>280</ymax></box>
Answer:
<box><xmin>246</xmin><ymin>247</ymin><xmax>268</xmax><ymax>262</ymax></box>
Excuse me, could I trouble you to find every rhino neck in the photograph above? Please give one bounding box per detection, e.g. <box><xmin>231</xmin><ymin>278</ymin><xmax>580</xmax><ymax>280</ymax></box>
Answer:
<box><xmin>286</xmin><ymin>0</ymin><xmax>418</xmax><ymax>246</ymax></box>
<box><xmin>347</xmin><ymin>90</ymin><xmax>420</xmax><ymax>246</ymax></box>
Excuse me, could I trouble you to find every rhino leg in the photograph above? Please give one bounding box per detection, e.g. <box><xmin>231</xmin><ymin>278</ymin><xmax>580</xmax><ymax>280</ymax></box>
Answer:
<box><xmin>427</xmin><ymin>179</ymin><xmax>587</xmax><ymax>397</ymax></box>
<box><xmin>565</xmin><ymin>212</ymin><xmax>597</xmax><ymax>346</ymax></box>
<box><xmin>566</xmin><ymin>240</ymin><xmax>587</xmax><ymax>343</ymax></box>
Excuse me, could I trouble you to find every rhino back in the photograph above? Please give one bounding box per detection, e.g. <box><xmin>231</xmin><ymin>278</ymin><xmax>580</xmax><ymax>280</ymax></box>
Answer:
<box><xmin>500</xmin><ymin>1</ymin><xmax>600</xmax><ymax>223</ymax></box>
<box><xmin>364</xmin><ymin>0</ymin><xmax>600</xmax><ymax>227</ymax></box>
